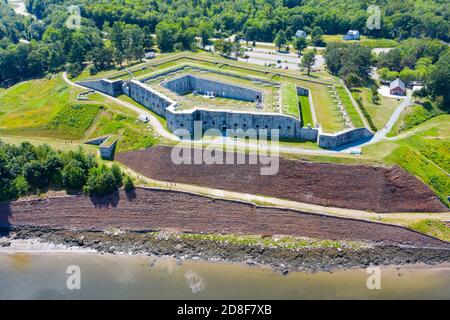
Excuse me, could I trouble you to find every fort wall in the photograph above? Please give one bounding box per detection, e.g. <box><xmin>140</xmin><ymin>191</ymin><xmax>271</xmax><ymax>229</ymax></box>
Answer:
<box><xmin>76</xmin><ymin>77</ymin><xmax>372</xmax><ymax>149</ymax></box>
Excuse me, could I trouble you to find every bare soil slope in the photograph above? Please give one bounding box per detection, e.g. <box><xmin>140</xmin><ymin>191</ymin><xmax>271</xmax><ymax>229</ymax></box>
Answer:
<box><xmin>116</xmin><ymin>146</ymin><xmax>447</xmax><ymax>213</ymax></box>
<box><xmin>0</xmin><ymin>188</ymin><xmax>447</xmax><ymax>247</ymax></box>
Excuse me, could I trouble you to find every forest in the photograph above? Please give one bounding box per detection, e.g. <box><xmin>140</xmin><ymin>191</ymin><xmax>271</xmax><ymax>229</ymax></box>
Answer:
<box><xmin>0</xmin><ymin>0</ymin><xmax>449</xmax><ymax>107</ymax></box>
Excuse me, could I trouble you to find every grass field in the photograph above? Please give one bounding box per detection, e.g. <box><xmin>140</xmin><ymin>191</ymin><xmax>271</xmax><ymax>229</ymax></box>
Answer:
<box><xmin>299</xmin><ymin>95</ymin><xmax>313</xmax><ymax>127</ymax></box>
<box><xmin>351</xmin><ymin>87</ymin><xmax>400</xmax><ymax>130</ymax></box>
<box><xmin>335</xmin><ymin>86</ymin><xmax>365</xmax><ymax>127</ymax></box>
<box><xmin>388</xmin><ymin>102</ymin><xmax>444</xmax><ymax>137</ymax></box>
<box><xmin>281</xmin><ymin>83</ymin><xmax>299</xmax><ymax>118</ymax></box>
<box><xmin>0</xmin><ymin>75</ymin><xmax>102</xmax><ymax>139</ymax></box>
<box><xmin>365</xmin><ymin>115</ymin><xmax>450</xmax><ymax>206</ymax></box>
<box><xmin>323</xmin><ymin>35</ymin><xmax>399</xmax><ymax>48</ymax></box>
<box><xmin>0</xmin><ymin>73</ymin><xmax>160</xmax><ymax>152</ymax></box>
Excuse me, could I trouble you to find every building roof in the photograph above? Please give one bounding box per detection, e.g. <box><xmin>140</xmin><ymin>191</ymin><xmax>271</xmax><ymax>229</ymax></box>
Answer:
<box><xmin>390</xmin><ymin>78</ymin><xmax>406</xmax><ymax>91</ymax></box>
<box><xmin>347</xmin><ymin>30</ymin><xmax>360</xmax><ymax>35</ymax></box>
<box><xmin>295</xmin><ymin>30</ymin><xmax>307</xmax><ymax>37</ymax></box>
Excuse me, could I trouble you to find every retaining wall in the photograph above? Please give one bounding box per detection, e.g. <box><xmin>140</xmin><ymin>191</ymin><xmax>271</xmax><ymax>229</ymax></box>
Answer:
<box><xmin>318</xmin><ymin>127</ymin><xmax>373</xmax><ymax>149</ymax></box>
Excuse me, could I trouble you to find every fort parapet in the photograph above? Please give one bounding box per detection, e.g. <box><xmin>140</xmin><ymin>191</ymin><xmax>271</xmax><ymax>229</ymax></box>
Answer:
<box><xmin>76</xmin><ymin>71</ymin><xmax>372</xmax><ymax>149</ymax></box>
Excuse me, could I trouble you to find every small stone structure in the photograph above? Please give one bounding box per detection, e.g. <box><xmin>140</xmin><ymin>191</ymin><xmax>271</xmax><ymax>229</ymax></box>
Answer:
<box><xmin>77</xmin><ymin>69</ymin><xmax>373</xmax><ymax>149</ymax></box>
<box><xmin>318</xmin><ymin>127</ymin><xmax>373</xmax><ymax>149</ymax></box>
<box><xmin>85</xmin><ymin>135</ymin><xmax>118</xmax><ymax>160</ymax></box>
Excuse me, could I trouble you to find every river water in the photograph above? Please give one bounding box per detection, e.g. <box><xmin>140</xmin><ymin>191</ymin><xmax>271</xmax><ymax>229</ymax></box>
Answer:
<box><xmin>0</xmin><ymin>252</ymin><xmax>449</xmax><ymax>299</ymax></box>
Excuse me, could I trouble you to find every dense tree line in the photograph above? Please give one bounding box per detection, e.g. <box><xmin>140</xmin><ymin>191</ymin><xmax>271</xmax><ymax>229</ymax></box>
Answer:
<box><xmin>376</xmin><ymin>38</ymin><xmax>448</xmax><ymax>84</ymax></box>
<box><xmin>325</xmin><ymin>43</ymin><xmax>373</xmax><ymax>85</ymax></box>
<box><xmin>375</xmin><ymin>38</ymin><xmax>450</xmax><ymax>109</ymax></box>
<box><xmin>0</xmin><ymin>141</ymin><xmax>129</xmax><ymax>201</ymax></box>
<box><xmin>324</xmin><ymin>38</ymin><xmax>450</xmax><ymax>109</ymax></box>
<box><xmin>25</xmin><ymin>0</ymin><xmax>450</xmax><ymax>43</ymax></box>
<box><xmin>1</xmin><ymin>0</ymin><xmax>449</xmax><ymax>86</ymax></box>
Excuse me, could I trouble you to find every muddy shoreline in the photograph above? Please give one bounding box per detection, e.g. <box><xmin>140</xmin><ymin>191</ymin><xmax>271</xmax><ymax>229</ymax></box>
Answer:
<box><xmin>2</xmin><ymin>227</ymin><xmax>449</xmax><ymax>274</ymax></box>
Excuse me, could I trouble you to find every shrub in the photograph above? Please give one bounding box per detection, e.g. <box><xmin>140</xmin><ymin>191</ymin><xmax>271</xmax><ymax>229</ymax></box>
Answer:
<box><xmin>124</xmin><ymin>176</ymin><xmax>134</xmax><ymax>192</ymax></box>
<box><xmin>83</xmin><ymin>165</ymin><xmax>123</xmax><ymax>196</ymax></box>
<box><xmin>61</xmin><ymin>160</ymin><xmax>87</xmax><ymax>190</ymax></box>
<box><xmin>11</xmin><ymin>175</ymin><xmax>29</xmax><ymax>197</ymax></box>
<box><xmin>353</xmin><ymin>94</ymin><xmax>377</xmax><ymax>131</ymax></box>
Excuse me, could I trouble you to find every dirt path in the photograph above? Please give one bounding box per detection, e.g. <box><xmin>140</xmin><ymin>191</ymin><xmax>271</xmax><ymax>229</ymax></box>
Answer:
<box><xmin>1</xmin><ymin>188</ymin><xmax>447</xmax><ymax>247</ymax></box>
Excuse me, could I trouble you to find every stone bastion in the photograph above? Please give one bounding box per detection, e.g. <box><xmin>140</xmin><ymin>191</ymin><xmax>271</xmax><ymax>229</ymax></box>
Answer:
<box><xmin>77</xmin><ymin>71</ymin><xmax>372</xmax><ymax>149</ymax></box>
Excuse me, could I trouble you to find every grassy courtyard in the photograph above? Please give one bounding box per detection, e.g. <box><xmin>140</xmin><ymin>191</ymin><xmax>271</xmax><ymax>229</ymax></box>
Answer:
<box><xmin>351</xmin><ymin>87</ymin><xmax>400</xmax><ymax>130</ymax></box>
<box><xmin>280</xmin><ymin>83</ymin><xmax>299</xmax><ymax>118</ymax></box>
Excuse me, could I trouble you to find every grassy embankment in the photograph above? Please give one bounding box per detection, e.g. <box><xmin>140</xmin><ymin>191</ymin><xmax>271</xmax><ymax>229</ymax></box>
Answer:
<box><xmin>0</xmin><ymin>75</ymin><xmax>99</xmax><ymax>140</ymax></box>
<box><xmin>0</xmin><ymin>74</ymin><xmax>159</xmax><ymax>153</ymax></box>
<box><xmin>388</xmin><ymin>101</ymin><xmax>444</xmax><ymax>137</ymax></box>
<box><xmin>364</xmin><ymin>115</ymin><xmax>450</xmax><ymax>207</ymax></box>
<box><xmin>409</xmin><ymin>220</ymin><xmax>450</xmax><ymax>242</ymax></box>
<box><xmin>335</xmin><ymin>85</ymin><xmax>365</xmax><ymax>128</ymax></box>
<box><xmin>323</xmin><ymin>35</ymin><xmax>399</xmax><ymax>48</ymax></box>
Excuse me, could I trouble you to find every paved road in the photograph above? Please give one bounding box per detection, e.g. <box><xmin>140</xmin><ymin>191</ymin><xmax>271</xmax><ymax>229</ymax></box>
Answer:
<box><xmin>362</xmin><ymin>95</ymin><xmax>412</xmax><ymax>146</ymax></box>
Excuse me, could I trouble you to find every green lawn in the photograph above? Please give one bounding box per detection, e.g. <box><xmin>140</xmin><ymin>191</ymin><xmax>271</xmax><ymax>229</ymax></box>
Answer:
<box><xmin>299</xmin><ymin>95</ymin><xmax>313</xmax><ymax>127</ymax></box>
<box><xmin>0</xmin><ymin>73</ymin><xmax>160</xmax><ymax>151</ymax></box>
<box><xmin>88</xmin><ymin>109</ymin><xmax>159</xmax><ymax>152</ymax></box>
<box><xmin>366</xmin><ymin>115</ymin><xmax>450</xmax><ymax>206</ymax></box>
<box><xmin>336</xmin><ymin>86</ymin><xmax>365</xmax><ymax>127</ymax></box>
<box><xmin>0</xmin><ymin>75</ymin><xmax>102</xmax><ymax>139</ymax></box>
<box><xmin>281</xmin><ymin>83</ymin><xmax>299</xmax><ymax>118</ymax></box>
<box><xmin>323</xmin><ymin>35</ymin><xmax>399</xmax><ymax>48</ymax></box>
<box><xmin>0</xmin><ymin>76</ymin><xmax>73</xmax><ymax>129</ymax></box>
<box><xmin>351</xmin><ymin>87</ymin><xmax>400</xmax><ymax>130</ymax></box>
<box><xmin>409</xmin><ymin>219</ymin><xmax>450</xmax><ymax>242</ymax></box>
<box><xmin>388</xmin><ymin>102</ymin><xmax>444</xmax><ymax>137</ymax></box>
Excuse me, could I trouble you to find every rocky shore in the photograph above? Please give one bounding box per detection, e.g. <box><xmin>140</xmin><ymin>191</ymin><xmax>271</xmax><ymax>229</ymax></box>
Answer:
<box><xmin>2</xmin><ymin>227</ymin><xmax>449</xmax><ymax>274</ymax></box>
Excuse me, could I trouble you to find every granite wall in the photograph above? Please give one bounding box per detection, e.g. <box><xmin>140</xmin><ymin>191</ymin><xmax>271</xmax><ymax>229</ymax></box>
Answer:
<box><xmin>318</xmin><ymin>127</ymin><xmax>373</xmax><ymax>149</ymax></box>
<box><xmin>76</xmin><ymin>79</ymin><xmax>123</xmax><ymax>97</ymax></box>
<box><xmin>76</xmin><ymin>78</ymin><xmax>372</xmax><ymax>149</ymax></box>
<box><xmin>162</xmin><ymin>75</ymin><xmax>263</xmax><ymax>102</ymax></box>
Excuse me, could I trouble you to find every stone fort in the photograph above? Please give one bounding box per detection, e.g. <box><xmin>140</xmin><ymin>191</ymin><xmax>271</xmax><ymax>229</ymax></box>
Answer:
<box><xmin>78</xmin><ymin>70</ymin><xmax>372</xmax><ymax>149</ymax></box>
